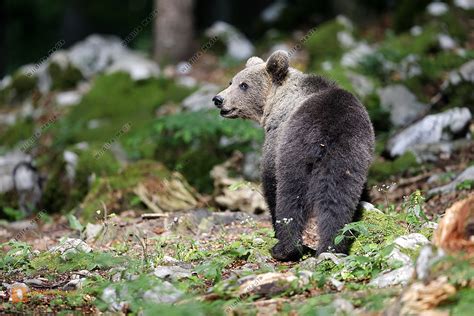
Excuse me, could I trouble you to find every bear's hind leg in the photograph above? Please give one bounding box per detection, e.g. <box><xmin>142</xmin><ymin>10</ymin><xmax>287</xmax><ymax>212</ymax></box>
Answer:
<box><xmin>270</xmin><ymin>136</ymin><xmax>319</xmax><ymax>261</ymax></box>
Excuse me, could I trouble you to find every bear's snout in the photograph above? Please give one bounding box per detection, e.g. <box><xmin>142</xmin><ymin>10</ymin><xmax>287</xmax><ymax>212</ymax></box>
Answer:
<box><xmin>212</xmin><ymin>95</ymin><xmax>224</xmax><ymax>108</ymax></box>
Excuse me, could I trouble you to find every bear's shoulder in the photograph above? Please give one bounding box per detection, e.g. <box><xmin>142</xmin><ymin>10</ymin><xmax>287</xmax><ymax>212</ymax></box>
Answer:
<box><xmin>299</xmin><ymin>74</ymin><xmax>336</xmax><ymax>95</ymax></box>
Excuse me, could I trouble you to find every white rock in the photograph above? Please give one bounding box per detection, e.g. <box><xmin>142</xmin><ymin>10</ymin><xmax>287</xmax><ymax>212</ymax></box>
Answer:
<box><xmin>0</xmin><ymin>151</ymin><xmax>31</xmax><ymax>193</ymax></box>
<box><xmin>261</xmin><ymin>1</ymin><xmax>286</xmax><ymax>22</ymax></box>
<box><xmin>49</xmin><ymin>238</ymin><xmax>92</xmax><ymax>259</ymax></box>
<box><xmin>341</xmin><ymin>42</ymin><xmax>375</xmax><ymax>68</ymax></box>
<box><xmin>347</xmin><ymin>72</ymin><xmax>374</xmax><ymax>97</ymax></box>
<box><xmin>336</xmin><ymin>15</ymin><xmax>354</xmax><ymax>31</ymax></box>
<box><xmin>443</xmin><ymin>60</ymin><xmax>474</xmax><ymax>88</ymax></box>
<box><xmin>454</xmin><ymin>0</ymin><xmax>474</xmax><ymax>9</ymax></box>
<box><xmin>143</xmin><ymin>281</ymin><xmax>183</xmax><ymax>304</ymax></box>
<box><xmin>386</xmin><ymin>107</ymin><xmax>471</xmax><ymax>157</ymax></box>
<box><xmin>370</xmin><ymin>265</ymin><xmax>414</xmax><ymax>288</ymax></box>
<box><xmin>106</xmin><ymin>53</ymin><xmax>160</xmax><ymax>81</ymax></box>
<box><xmin>152</xmin><ymin>266</ymin><xmax>192</xmax><ymax>281</ymax></box>
<box><xmin>205</xmin><ymin>21</ymin><xmax>254</xmax><ymax>60</ymax></box>
<box><xmin>181</xmin><ymin>83</ymin><xmax>220</xmax><ymax>112</ymax></box>
<box><xmin>0</xmin><ymin>75</ymin><xmax>11</xmax><ymax>90</ymax></box>
<box><xmin>415</xmin><ymin>246</ymin><xmax>445</xmax><ymax>281</ymax></box>
<box><xmin>387</xmin><ymin>248</ymin><xmax>412</xmax><ymax>266</ymax></box>
<box><xmin>410</xmin><ymin>26</ymin><xmax>423</xmax><ymax>36</ymax></box>
<box><xmin>427</xmin><ymin>2</ymin><xmax>449</xmax><ymax>16</ymax></box>
<box><xmin>68</xmin><ymin>34</ymin><xmax>160</xmax><ymax>80</ymax></box>
<box><xmin>399</xmin><ymin>54</ymin><xmax>422</xmax><ymax>79</ymax></box>
<box><xmin>359</xmin><ymin>201</ymin><xmax>384</xmax><ymax>214</ymax></box>
<box><xmin>63</xmin><ymin>150</ymin><xmax>79</xmax><ymax>182</ymax></box>
<box><xmin>337</xmin><ymin>31</ymin><xmax>356</xmax><ymax>48</ymax></box>
<box><xmin>378</xmin><ymin>85</ymin><xmax>429</xmax><ymax>127</ymax></box>
<box><xmin>438</xmin><ymin>34</ymin><xmax>456</xmax><ymax>50</ymax></box>
<box><xmin>56</xmin><ymin>91</ymin><xmax>82</xmax><ymax>107</ymax></box>
<box><xmin>394</xmin><ymin>233</ymin><xmax>430</xmax><ymax>250</ymax></box>
<box><xmin>321</xmin><ymin>61</ymin><xmax>333</xmax><ymax>71</ymax></box>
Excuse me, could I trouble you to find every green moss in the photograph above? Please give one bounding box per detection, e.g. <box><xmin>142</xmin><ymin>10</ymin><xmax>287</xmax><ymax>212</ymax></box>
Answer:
<box><xmin>305</xmin><ymin>19</ymin><xmax>348</xmax><ymax>69</ymax></box>
<box><xmin>319</xmin><ymin>64</ymin><xmax>356</xmax><ymax>94</ymax></box>
<box><xmin>39</xmin><ymin>146</ymin><xmax>120</xmax><ymax>213</ymax></box>
<box><xmin>0</xmin><ymin>117</ymin><xmax>35</xmax><ymax>149</ymax></box>
<box><xmin>364</xmin><ymin>93</ymin><xmax>391</xmax><ymax>133</ymax></box>
<box><xmin>379</xmin><ymin>23</ymin><xmax>440</xmax><ymax>62</ymax></box>
<box><xmin>369</xmin><ymin>152</ymin><xmax>420</xmax><ymax>184</ymax></box>
<box><xmin>350</xmin><ymin>210</ymin><xmax>408</xmax><ymax>255</ymax></box>
<box><xmin>10</xmin><ymin>72</ymin><xmax>37</xmax><ymax>99</ymax></box>
<box><xmin>52</xmin><ymin>72</ymin><xmax>194</xmax><ymax>147</ymax></box>
<box><xmin>48</xmin><ymin>62</ymin><xmax>83</xmax><ymax>90</ymax></box>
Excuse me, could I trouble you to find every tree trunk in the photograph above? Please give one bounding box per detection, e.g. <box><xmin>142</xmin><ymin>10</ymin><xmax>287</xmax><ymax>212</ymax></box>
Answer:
<box><xmin>0</xmin><ymin>0</ymin><xmax>6</xmax><ymax>76</ymax></box>
<box><xmin>154</xmin><ymin>0</ymin><xmax>194</xmax><ymax>64</ymax></box>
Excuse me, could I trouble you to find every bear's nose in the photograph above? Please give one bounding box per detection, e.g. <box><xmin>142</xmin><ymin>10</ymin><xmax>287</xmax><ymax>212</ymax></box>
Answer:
<box><xmin>212</xmin><ymin>95</ymin><xmax>224</xmax><ymax>108</ymax></box>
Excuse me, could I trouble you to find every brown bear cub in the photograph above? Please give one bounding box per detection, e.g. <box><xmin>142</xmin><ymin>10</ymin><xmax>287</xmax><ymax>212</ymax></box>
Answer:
<box><xmin>212</xmin><ymin>50</ymin><xmax>375</xmax><ymax>261</ymax></box>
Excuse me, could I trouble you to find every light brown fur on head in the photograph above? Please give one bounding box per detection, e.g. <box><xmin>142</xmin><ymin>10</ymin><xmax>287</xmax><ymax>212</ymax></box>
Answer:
<box><xmin>214</xmin><ymin>50</ymin><xmax>293</xmax><ymax>123</ymax></box>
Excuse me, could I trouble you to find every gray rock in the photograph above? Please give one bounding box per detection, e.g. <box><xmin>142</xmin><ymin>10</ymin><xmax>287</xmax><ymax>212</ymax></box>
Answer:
<box><xmin>341</xmin><ymin>42</ymin><xmax>375</xmax><ymax>68</ymax></box>
<box><xmin>427</xmin><ymin>2</ymin><xmax>449</xmax><ymax>16</ymax></box>
<box><xmin>415</xmin><ymin>246</ymin><xmax>445</xmax><ymax>281</ymax></box>
<box><xmin>13</xmin><ymin>162</ymin><xmax>42</xmax><ymax>214</ymax></box>
<box><xmin>106</xmin><ymin>53</ymin><xmax>160</xmax><ymax>81</ymax></box>
<box><xmin>370</xmin><ymin>265</ymin><xmax>414</xmax><ymax>288</ymax></box>
<box><xmin>409</xmin><ymin>139</ymin><xmax>472</xmax><ymax>162</ymax></box>
<box><xmin>142</xmin><ymin>281</ymin><xmax>183</xmax><ymax>304</ymax></box>
<box><xmin>399</xmin><ymin>54</ymin><xmax>422</xmax><ymax>79</ymax></box>
<box><xmin>63</xmin><ymin>150</ymin><xmax>79</xmax><ymax>183</ymax></box>
<box><xmin>454</xmin><ymin>0</ymin><xmax>474</xmax><ymax>10</ymax></box>
<box><xmin>387</xmin><ymin>248</ymin><xmax>412</xmax><ymax>266</ymax></box>
<box><xmin>394</xmin><ymin>233</ymin><xmax>430</xmax><ymax>250</ymax></box>
<box><xmin>0</xmin><ymin>151</ymin><xmax>32</xmax><ymax>193</ymax></box>
<box><xmin>205</xmin><ymin>21</ymin><xmax>254</xmax><ymax>60</ymax></box>
<box><xmin>62</xmin><ymin>278</ymin><xmax>86</xmax><ymax>290</ymax></box>
<box><xmin>378</xmin><ymin>85</ymin><xmax>429</xmax><ymax>127</ymax></box>
<box><xmin>261</xmin><ymin>1</ymin><xmax>286</xmax><ymax>23</ymax></box>
<box><xmin>152</xmin><ymin>266</ymin><xmax>193</xmax><ymax>281</ymax></box>
<box><xmin>181</xmin><ymin>83</ymin><xmax>220</xmax><ymax>112</ymax></box>
<box><xmin>49</xmin><ymin>238</ymin><xmax>92</xmax><ymax>259</ymax></box>
<box><xmin>428</xmin><ymin>166</ymin><xmax>474</xmax><ymax>195</ymax></box>
<box><xmin>333</xmin><ymin>298</ymin><xmax>354</xmax><ymax>314</ymax></box>
<box><xmin>101</xmin><ymin>286</ymin><xmax>127</xmax><ymax>312</ymax></box>
<box><xmin>237</xmin><ymin>272</ymin><xmax>309</xmax><ymax>297</ymax></box>
<box><xmin>347</xmin><ymin>72</ymin><xmax>374</xmax><ymax>97</ymax></box>
<box><xmin>85</xmin><ymin>223</ymin><xmax>104</xmax><ymax>241</ymax></box>
<box><xmin>386</xmin><ymin>107</ymin><xmax>472</xmax><ymax>157</ymax></box>
<box><xmin>68</xmin><ymin>34</ymin><xmax>160</xmax><ymax>80</ymax></box>
<box><xmin>443</xmin><ymin>60</ymin><xmax>474</xmax><ymax>88</ymax></box>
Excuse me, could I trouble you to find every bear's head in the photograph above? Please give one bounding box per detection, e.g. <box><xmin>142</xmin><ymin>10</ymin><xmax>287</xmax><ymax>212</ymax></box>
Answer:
<box><xmin>212</xmin><ymin>50</ymin><xmax>289</xmax><ymax>122</ymax></box>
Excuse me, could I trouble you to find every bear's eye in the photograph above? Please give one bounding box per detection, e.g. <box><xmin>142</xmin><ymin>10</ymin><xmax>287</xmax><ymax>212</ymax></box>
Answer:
<box><xmin>239</xmin><ymin>82</ymin><xmax>249</xmax><ymax>91</ymax></box>
<box><xmin>229</xmin><ymin>80</ymin><xmax>232</xmax><ymax>86</ymax></box>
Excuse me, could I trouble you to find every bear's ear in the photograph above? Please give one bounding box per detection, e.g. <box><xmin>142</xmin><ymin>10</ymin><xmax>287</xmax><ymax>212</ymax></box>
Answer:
<box><xmin>266</xmin><ymin>50</ymin><xmax>289</xmax><ymax>84</ymax></box>
<box><xmin>246</xmin><ymin>56</ymin><xmax>264</xmax><ymax>68</ymax></box>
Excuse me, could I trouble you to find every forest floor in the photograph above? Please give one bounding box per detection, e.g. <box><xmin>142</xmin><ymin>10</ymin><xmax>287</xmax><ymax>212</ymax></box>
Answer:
<box><xmin>1</xmin><ymin>144</ymin><xmax>473</xmax><ymax>315</ymax></box>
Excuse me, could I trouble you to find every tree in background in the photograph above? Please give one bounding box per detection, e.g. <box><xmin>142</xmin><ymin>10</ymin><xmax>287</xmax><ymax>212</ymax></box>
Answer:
<box><xmin>154</xmin><ymin>0</ymin><xmax>195</xmax><ymax>64</ymax></box>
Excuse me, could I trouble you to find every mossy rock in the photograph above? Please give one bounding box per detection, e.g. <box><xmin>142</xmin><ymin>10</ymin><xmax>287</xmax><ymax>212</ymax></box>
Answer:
<box><xmin>349</xmin><ymin>210</ymin><xmax>408</xmax><ymax>255</ymax></box>
<box><xmin>369</xmin><ymin>152</ymin><xmax>420</xmax><ymax>184</ymax></box>
<box><xmin>51</xmin><ymin>72</ymin><xmax>193</xmax><ymax>147</ymax></box>
<box><xmin>11</xmin><ymin>72</ymin><xmax>37</xmax><ymax>98</ymax></box>
<box><xmin>48</xmin><ymin>62</ymin><xmax>83</xmax><ymax>91</ymax></box>
<box><xmin>305</xmin><ymin>19</ymin><xmax>350</xmax><ymax>69</ymax></box>
<box><xmin>79</xmin><ymin>160</ymin><xmax>201</xmax><ymax>221</ymax></box>
<box><xmin>40</xmin><ymin>145</ymin><xmax>121</xmax><ymax>213</ymax></box>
